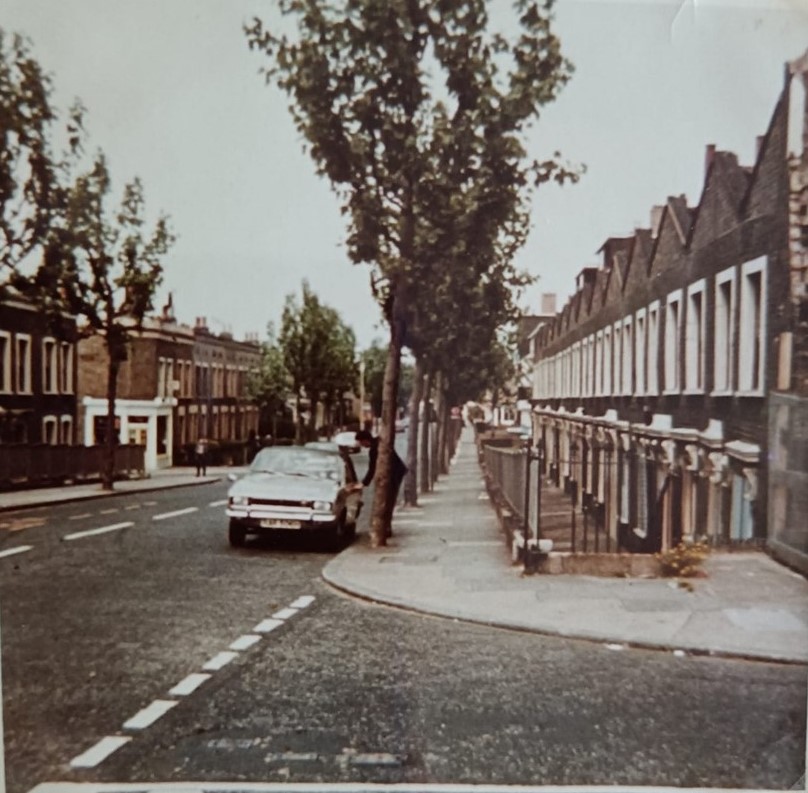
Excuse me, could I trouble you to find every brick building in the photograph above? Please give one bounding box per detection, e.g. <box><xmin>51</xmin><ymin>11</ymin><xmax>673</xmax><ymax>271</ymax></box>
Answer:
<box><xmin>78</xmin><ymin>309</ymin><xmax>261</xmax><ymax>471</ymax></box>
<box><xmin>0</xmin><ymin>294</ymin><xmax>78</xmax><ymax>445</ymax></box>
<box><xmin>528</xmin><ymin>55</ymin><xmax>805</xmax><ymax>556</ymax></box>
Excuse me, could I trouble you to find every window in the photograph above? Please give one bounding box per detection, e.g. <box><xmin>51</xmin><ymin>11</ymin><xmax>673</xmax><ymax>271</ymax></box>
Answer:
<box><xmin>713</xmin><ymin>268</ymin><xmax>735</xmax><ymax>394</ymax></box>
<box><xmin>664</xmin><ymin>292</ymin><xmax>682</xmax><ymax>393</ymax></box>
<box><xmin>622</xmin><ymin>317</ymin><xmax>633</xmax><ymax>395</ymax></box>
<box><xmin>15</xmin><ymin>334</ymin><xmax>32</xmax><ymax>393</ymax></box>
<box><xmin>685</xmin><ymin>280</ymin><xmax>706</xmax><ymax>393</ymax></box>
<box><xmin>738</xmin><ymin>257</ymin><xmax>766</xmax><ymax>394</ymax></box>
<box><xmin>613</xmin><ymin>322</ymin><xmax>622</xmax><ymax>395</ymax></box>
<box><xmin>60</xmin><ymin>342</ymin><xmax>74</xmax><ymax>393</ymax></box>
<box><xmin>635</xmin><ymin>309</ymin><xmax>647</xmax><ymax>396</ymax></box>
<box><xmin>603</xmin><ymin>327</ymin><xmax>612</xmax><ymax>395</ymax></box>
<box><xmin>594</xmin><ymin>331</ymin><xmax>603</xmax><ymax>396</ymax></box>
<box><xmin>647</xmin><ymin>301</ymin><xmax>660</xmax><ymax>395</ymax></box>
<box><xmin>42</xmin><ymin>338</ymin><xmax>58</xmax><ymax>393</ymax></box>
<box><xmin>60</xmin><ymin>415</ymin><xmax>73</xmax><ymax>444</ymax></box>
<box><xmin>42</xmin><ymin>415</ymin><xmax>58</xmax><ymax>445</ymax></box>
<box><xmin>0</xmin><ymin>331</ymin><xmax>10</xmax><ymax>392</ymax></box>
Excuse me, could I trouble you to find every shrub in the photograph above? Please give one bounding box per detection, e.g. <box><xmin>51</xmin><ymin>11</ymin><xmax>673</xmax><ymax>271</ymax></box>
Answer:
<box><xmin>655</xmin><ymin>541</ymin><xmax>710</xmax><ymax>578</ymax></box>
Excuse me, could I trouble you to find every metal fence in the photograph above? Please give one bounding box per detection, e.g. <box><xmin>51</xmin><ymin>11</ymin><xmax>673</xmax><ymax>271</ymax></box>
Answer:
<box><xmin>0</xmin><ymin>444</ymin><xmax>145</xmax><ymax>490</ymax></box>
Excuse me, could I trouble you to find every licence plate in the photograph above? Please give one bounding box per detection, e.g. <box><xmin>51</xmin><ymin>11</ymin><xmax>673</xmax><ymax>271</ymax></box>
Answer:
<box><xmin>260</xmin><ymin>519</ymin><xmax>302</xmax><ymax>529</ymax></box>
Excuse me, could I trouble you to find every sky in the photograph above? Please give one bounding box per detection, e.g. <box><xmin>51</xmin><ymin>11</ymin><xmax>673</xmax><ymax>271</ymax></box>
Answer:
<box><xmin>2</xmin><ymin>0</ymin><xmax>807</xmax><ymax>350</ymax></box>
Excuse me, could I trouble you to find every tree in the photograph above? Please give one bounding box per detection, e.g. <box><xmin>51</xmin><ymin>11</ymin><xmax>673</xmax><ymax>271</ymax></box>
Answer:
<box><xmin>247</xmin><ymin>0</ymin><xmax>577</xmax><ymax>546</ymax></box>
<box><xmin>279</xmin><ymin>281</ymin><xmax>357</xmax><ymax>442</ymax></box>
<box><xmin>0</xmin><ymin>29</ymin><xmax>82</xmax><ymax>289</ymax></box>
<box><xmin>360</xmin><ymin>340</ymin><xmax>388</xmax><ymax>420</ymax></box>
<box><xmin>248</xmin><ymin>324</ymin><xmax>292</xmax><ymax>439</ymax></box>
<box><xmin>49</xmin><ymin>153</ymin><xmax>173</xmax><ymax>489</ymax></box>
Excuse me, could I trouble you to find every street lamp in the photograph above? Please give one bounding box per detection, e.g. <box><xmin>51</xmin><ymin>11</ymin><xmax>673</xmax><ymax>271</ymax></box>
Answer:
<box><xmin>570</xmin><ymin>439</ymin><xmax>578</xmax><ymax>553</ymax></box>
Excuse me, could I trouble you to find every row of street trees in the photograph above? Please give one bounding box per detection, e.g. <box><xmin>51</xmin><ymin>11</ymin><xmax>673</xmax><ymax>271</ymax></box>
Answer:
<box><xmin>246</xmin><ymin>0</ymin><xmax>581</xmax><ymax>546</ymax></box>
<box><xmin>1</xmin><ymin>30</ymin><xmax>174</xmax><ymax>488</ymax></box>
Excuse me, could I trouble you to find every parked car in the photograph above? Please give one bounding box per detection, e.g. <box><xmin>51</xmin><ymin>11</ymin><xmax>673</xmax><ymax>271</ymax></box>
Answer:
<box><xmin>226</xmin><ymin>446</ymin><xmax>362</xmax><ymax>549</ymax></box>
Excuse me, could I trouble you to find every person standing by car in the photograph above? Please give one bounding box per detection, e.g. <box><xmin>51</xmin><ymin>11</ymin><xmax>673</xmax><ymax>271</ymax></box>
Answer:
<box><xmin>355</xmin><ymin>429</ymin><xmax>407</xmax><ymax>534</ymax></box>
<box><xmin>194</xmin><ymin>437</ymin><xmax>209</xmax><ymax>476</ymax></box>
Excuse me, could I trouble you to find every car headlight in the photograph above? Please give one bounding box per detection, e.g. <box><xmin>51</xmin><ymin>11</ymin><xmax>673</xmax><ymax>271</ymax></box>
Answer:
<box><xmin>229</xmin><ymin>495</ymin><xmax>249</xmax><ymax>506</ymax></box>
<box><xmin>313</xmin><ymin>500</ymin><xmax>332</xmax><ymax>511</ymax></box>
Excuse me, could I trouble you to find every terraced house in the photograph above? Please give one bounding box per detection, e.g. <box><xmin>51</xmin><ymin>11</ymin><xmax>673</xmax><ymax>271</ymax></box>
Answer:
<box><xmin>528</xmin><ymin>52</ymin><xmax>808</xmax><ymax>567</ymax></box>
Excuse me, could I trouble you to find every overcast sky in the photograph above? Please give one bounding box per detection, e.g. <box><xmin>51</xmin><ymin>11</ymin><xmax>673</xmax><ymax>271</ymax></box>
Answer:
<box><xmin>2</xmin><ymin>0</ymin><xmax>807</xmax><ymax>349</ymax></box>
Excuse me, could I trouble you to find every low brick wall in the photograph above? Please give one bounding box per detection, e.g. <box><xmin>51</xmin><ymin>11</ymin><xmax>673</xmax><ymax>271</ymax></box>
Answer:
<box><xmin>535</xmin><ymin>551</ymin><xmax>660</xmax><ymax>577</ymax></box>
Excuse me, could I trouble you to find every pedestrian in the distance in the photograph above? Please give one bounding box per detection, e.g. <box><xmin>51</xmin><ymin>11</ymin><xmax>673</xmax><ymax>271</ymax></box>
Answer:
<box><xmin>355</xmin><ymin>429</ymin><xmax>408</xmax><ymax>535</ymax></box>
<box><xmin>194</xmin><ymin>437</ymin><xmax>209</xmax><ymax>477</ymax></box>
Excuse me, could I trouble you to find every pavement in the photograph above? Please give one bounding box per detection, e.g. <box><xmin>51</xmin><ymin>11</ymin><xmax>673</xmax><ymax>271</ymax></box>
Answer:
<box><xmin>2</xmin><ymin>435</ymin><xmax>807</xmax><ymax>664</ymax></box>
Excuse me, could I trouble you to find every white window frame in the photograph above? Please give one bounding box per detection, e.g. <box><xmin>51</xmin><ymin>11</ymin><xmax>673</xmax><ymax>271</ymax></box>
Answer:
<box><xmin>42</xmin><ymin>415</ymin><xmax>58</xmax><ymax>445</ymax></box>
<box><xmin>647</xmin><ymin>301</ymin><xmax>660</xmax><ymax>396</ymax></box>
<box><xmin>684</xmin><ymin>279</ymin><xmax>706</xmax><ymax>394</ymax></box>
<box><xmin>594</xmin><ymin>331</ymin><xmax>603</xmax><ymax>397</ymax></box>
<box><xmin>0</xmin><ymin>330</ymin><xmax>11</xmax><ymax>393</ymax></box>
<box><xmin>613</xmin><ymin>321</ymin><xmax>622</xmax><ymax>396</ymax></box>
<box><xmin>713</xmin><ymin>266</ymin><xmax>735</xmax><ymax>395</ymax></box>
<box><xmin>603</xmin><ymin>326</ymin><xmax>613</xmax><ymax>396</ymax></box>
<box><xmin>664</xmin><ymin>291</ymin><xmax>683</xmax><ymax>395</ymax></box>
<box><xmin>635</xmin><ymin>309</ymin><xmax>647</xmax><ymax>397</ymax></box>
<box><xmin>622</xmin><ymin>316</ymin><xmax>633</xmax><ymax>396</ymax></box>
<box><xmin>737</xmin><ymin>256</ymin><xmax>767</xmax><ymax>396</ymax></box>
<box><xmin>60</xmin><ymin>415</ymin><xmax>73</xmax><ymax>445</ymax></box>
<box><xmin>42</xmin><ymin>337</ymin><xmax>59</xmax><ymax>394</ymax></box>
<box><xmin>15</xmin><ymin>333</ymin><xmax>32</xmax><ymax>394</ymax></box>
<box><xmin>60</xmin><ymin>342</ymin><xmax>74</xmax><ymax>393</ymax></box>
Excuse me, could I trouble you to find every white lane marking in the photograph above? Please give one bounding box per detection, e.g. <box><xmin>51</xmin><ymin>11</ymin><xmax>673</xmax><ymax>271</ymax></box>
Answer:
<box><xmin>230</xmin><ymin>634</ymin><xmax>261</xmax><ymax>651</ymax></box>
<box><xmin>168</xmin><ymin>673</ymin><xmax>211</xmax><ymax>696</ymax></box>
<box><xmin>253</xmin><ymin>618</ymin><xmax>284</xmax><ymax>633</ymax></box>
<box><xmin>68</xmin><ymin>513</ymin><xmax>93</xmax><ymax>520</ymax></box>
<box><xmin>208</xmin><ymin>499</ymin><xmax>228</xmax><ymax>507</ymax></box>
<box><xmin>99</xmin><ymin>508</ymin><xmax>119</xmax><ymax>514</ymax></box>
<box><xmin>69</xmin><ymin>736</ymin><xmax>132</xmax><ymax>768</ymax></box>
<box><xmin>0</xmin><ymin>545</ymin><xmax>32</xmax><ymax>559</ymax></box>
<box><xmin>122</xmin><ymin>700</ymin><xmax>177</xmax><ymax>730</ymax></box>
<box><xmin>152</xmin><ymin>507</ymin><xmax>198</xmax><ymax>521</ymax></box>
<box><xmin>272</xmin><ymin>607</ymin><xmax>298</xmax><ymax>620</ymax></box>
<box><xmin>144</xmin><ymin>501</ymin><xmax>157</xmax><ymax>506</ymax></box>
<box><xmin>605</xmin><ymin>643</ymin><xmax>625</xmax><ymax>651</ymax></box>
<box><xmin>124</xmin><ymin>504</ymin><xmax>141</xmax><ymax>511</ymax></box>
<box><xmin>63</xmin><ymin>522</ymin><xmax>133</xmax><ymax>541</ymax></box>
<box><xmin>290</xmin><ymin>595</ymin><xmax>315</xmax><ymax>609</ymax></box>
<box><xmin>203</xmin><ymin>651</ymin><xmax>238</xmax><ymax>671</ymax></box>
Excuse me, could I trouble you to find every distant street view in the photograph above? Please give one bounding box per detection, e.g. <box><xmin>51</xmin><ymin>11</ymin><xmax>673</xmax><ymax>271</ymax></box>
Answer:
<box><xmin>1</xmin><ymin>1</ymin><xmax>807</xmax><ymax>792</ymax></box>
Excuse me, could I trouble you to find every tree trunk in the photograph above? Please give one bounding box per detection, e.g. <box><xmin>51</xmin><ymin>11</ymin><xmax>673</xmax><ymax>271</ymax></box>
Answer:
<box><xmin>419</xmin><ymin>368</ymin><xmax>432</xmax><ymax>494</ymax></box>
<box><xmin>431</xmin><ymin>370</ymin><xmax>443</xmax><ymax>487</ymax></box>
<box><xmin>440</xmin><ymin>398</ymin><xmax>451</xmax><ymax>475</ymax></box>
<box><xmin>369</xmin><ymin>314</ymin><xmax>404</xmax><ymax>547</ymax></box>
<box><xmin>403</xmin><ymin>357</ymin><xmax>424</xmax><ymax>505</ymax></box>
<box><xmin>102</xmin><ymin>355</ymin><xmax>120</xmax><ymax>491</ymax></box>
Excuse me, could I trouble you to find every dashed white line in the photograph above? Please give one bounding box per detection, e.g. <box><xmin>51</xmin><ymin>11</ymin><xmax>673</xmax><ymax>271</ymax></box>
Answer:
<box><xmin>253</xmin><ymin>618</ymin><xmax>284</xmax><ymax>633</ymax></box>
<box><xmin>203</xmin><ymin>651</ymin><xmax>238</xmax><ymax>671</ymax></box>
<box><xmin>0</xmin><ymin>545</ymin><xmax>32</xmax><ymax>559</ymax></box>
<box><xmin>68</xmin><ymin>513</ymin><xmax>92</xmax><ymax>520</ymax></box>
<box><xmin>63</xmin><ymin>522</ymin><xmax>133</xmax><ymax>541</ymax></box>
<box><xmin>168</xmin><ymin>673</ymin><xmax>211</xmax><ymax>696</ymax></box>
<box><xmin>69</xmin><ymin>736</ymin><xmax>132</xmax><ymax>768</ymax></box>
<box><xmin>152</xmin><ymin>507</ymin><xmax>198</xmax><ymax>521</ymax></box>
<box><xmin>208</xmin><ymin>499</ymin><xmax>228</xmax><ymax>507</ymax></box>
<box><xmin>122</xmin><ymin>700</ymin><xmax>177</xmax><ymax>730</ymax></box>
<box><xmin>124</xmin><ymin>504</ymin><xmax>141</xmax><ymax>511</ymax></box>
<box><xmin>99</xmin><ymin>508</ymin><xmax>119</xmax><ymax>514</ymax></box>
<box><xmin>290</xmin><ymin>595</ymin><xmax>315</xmax><ymax>609</ymax></box>
<box><xmin>230</xmin><ymin>634</ymin><xmax>261</xmax><ymax>651</ymax></box>
<box><xmin>272</xmin><ymin>607</ymin><xmax>298</xmax><ymax>620</ymax></box>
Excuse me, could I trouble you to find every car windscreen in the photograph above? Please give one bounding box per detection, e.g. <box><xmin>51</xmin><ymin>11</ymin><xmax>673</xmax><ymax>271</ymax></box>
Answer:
<box><xmin>249</xmin><ymin>448</ymin><xmax>342</xmax><ymax>480</ymax></box>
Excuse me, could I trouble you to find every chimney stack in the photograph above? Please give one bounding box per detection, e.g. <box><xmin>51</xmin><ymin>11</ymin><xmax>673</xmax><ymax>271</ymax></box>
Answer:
<box><xmin>705</xmin><ymin>143</ymin><xmax>716</xmax><ymax>175</ymax></box>
<box><xmin>650</xmin><ymin>205</ymin><xmax>664</xmax><ymax>238</ymax></box>
<box><xmin>541</xmin><ymin>293</ymin><xmax>557</xmax><ymax>315</ymax></box>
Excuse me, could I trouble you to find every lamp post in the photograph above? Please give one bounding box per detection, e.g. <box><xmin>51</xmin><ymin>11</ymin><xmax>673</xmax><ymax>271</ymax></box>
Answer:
<box><xmin>570</xmin><ymin>439</ymin><xmax>578</xmax><ymax>553</ymax></box>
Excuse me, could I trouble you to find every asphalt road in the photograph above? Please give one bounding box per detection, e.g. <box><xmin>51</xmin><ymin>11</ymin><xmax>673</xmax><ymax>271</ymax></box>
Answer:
<box><xmin>0</xmin><ymin>453</ymin><xmax>805</xmax><ymax>792</ymax></box>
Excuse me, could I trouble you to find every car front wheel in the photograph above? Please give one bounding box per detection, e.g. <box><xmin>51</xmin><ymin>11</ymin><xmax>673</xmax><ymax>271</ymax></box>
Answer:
<box><xmin>229</xmin><ymin>519</ymin><xmax>247</xmax><ymax>548</ymax></box>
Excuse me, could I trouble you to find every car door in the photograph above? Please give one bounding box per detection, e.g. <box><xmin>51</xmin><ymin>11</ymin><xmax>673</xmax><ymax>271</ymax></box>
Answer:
<box><xmin>340</xmin><ymin>450</ymin><xmax>362</xmax><ymax>523</ymax></box>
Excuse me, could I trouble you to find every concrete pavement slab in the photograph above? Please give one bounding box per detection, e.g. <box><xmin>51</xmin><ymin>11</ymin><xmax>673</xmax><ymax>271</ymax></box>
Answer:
<box><xmin>323</xmin><ymin>429</ymin><xmax>808</xmax><ymax>664</ymax></box>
